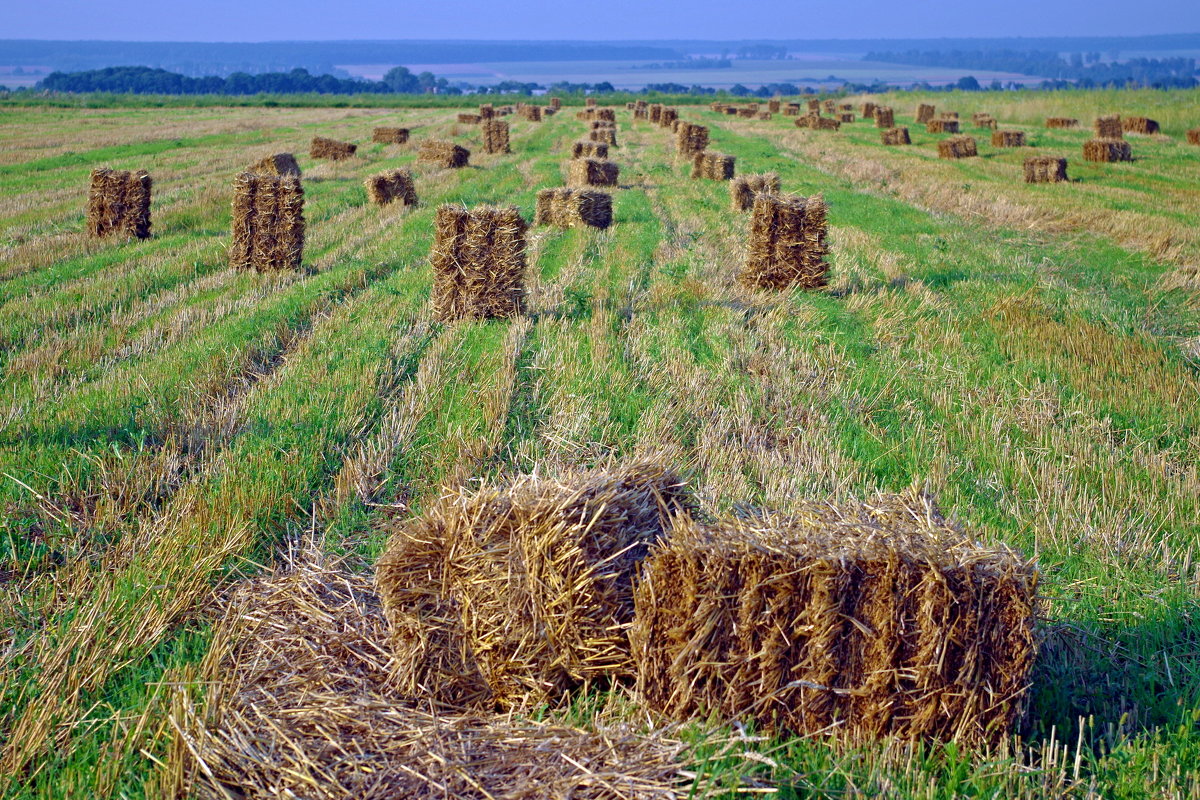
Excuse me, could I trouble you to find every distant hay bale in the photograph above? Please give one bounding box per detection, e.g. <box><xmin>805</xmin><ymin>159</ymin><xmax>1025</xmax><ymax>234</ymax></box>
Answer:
<box><xmin>589</xmin><ymin>119</ymin><xmax>616</xmax><ymax>130</ymax></box>
<box><xmin>927</xmin><ymin>119</ymin><xmax>959</xmax><ymax>134</ymax></box>
<box><xmin>247</xmin><ymin>152</ymin><xmax>301</xmax><ymax>176</ymax></box>
<box><xmin>670</xmin><ymin>118</ymin><xmax>682</xmax><ymax>132</ymax></box>
<box><xmin>567</xmin><ymin>158</ymin><xmax>619</xmax><ymax>188</ymax></box>
<box><xmin>1094</xmin><ymin>115</ymin><xmax>1123</xmax><ymax>139</ymax></box>
<box><xmin>372</xmin><ymin>127</ymin><xmax>410</xmax><ymax>144</ymax></box>
<box><xmin>633</xmin><ymin>105</ymin><xmax>648</xmax><ymax>120</ymax></box>
<box><xmin>757</xmin><ymin>112</ymin><xmax>773</xmax><ymax>120</ymax></box>
<box><xmin>649</xmin><ymin>103</ymin><xmax>663</xmax><ymax>123</ymax></box>
<box><xmin>874</xmin><ymin>107</ymin><xmax>895</xmax><ymax>128</ymax></box>
<box><xmin>838</xmin><ymin>103</ymin><xmax>854</xmax><ymax>112</ymax></box>
<box><xmin>589</xmin><ymin>128</ymin><xmax>618</xmax><ymax>146</ymax></box>
<box><xmin>549</xmin><ymin>97</ymin><xmax>562</xmax><ymax>109</ymax></box>
<box><xmin>1045</xmin><ymin>117</ymin><xmax>1079</xmax><ymax>129</ymax></box>
<box><xmin>691</xmin><ymin>151</ymin><xmax>736</xmax><ymax>181</ymax></box>
<box><xmin>586</xmin><ymin>97</ymin><xmax>597</xmax><ymax>107</ymax></box>
<box><xmin>86</xmin><ymin>168</ymin><xmax>152</xmax><ymax>240</ymax></box>
<box><xmin>860</xmin><ymin>101</ymin><xmax>877</xmax><ymax>118</ymax></box>
<box><xmin>229</xmin><ymin>172</ymin><xmax>304</xmax><ymax>272</ymax></box>
<box><xmin>520</xmin><ymin>105</ymin><xmax>543</xmax><ymax>122</ymax></box>
<box><xmin>838</xmin><ymin>113</ymin><xmax>855</xmax><ymax>123</ymax></box>
<box><xmin>481</xmin><ymin>119</ymin><xmax>511</xmax><ymax>155</ymax></box>
<box><xmin>784</xmin><ymin>103</ymin><xmax>802</xmax><ymax>116</ymax></box>
<box><xmin>941</xmin><ymin>111</ymin><xmax>960</xmax><ymax>120</ymax></box>
<box><xmin>429</xmin><ymin>204</ymin><xmax>527</xmax><ymax>323</ymax></box>
<box><xmin>1023</xmin><ymin>156</ymin><xmax>1068</xmax><ymax>183</ymax></box>
<box><xmin>739</xmin><ymin>192</ymin><xmax>828</xmax><ymax>291</ymax></box>
<box><xmin>675</xmin><ymin>122</ymin><xmax>709</xmax><ymax>157</ymax></box>
<box><xmin>418</xmin><ymin>140</ymin><xmax>470</xmax><ymax>168</ymax></box>
<box><xmin>596</xmin><ymin>108</ymin><xmax>616</xmax><ymax>122</ymax></box>
<box><xmin>796</xmin><ymin>114</ymin><xmax>840</xmax><ymax>131</ymax></box>
<box><xmin>938</xmin><ymin>136</ymin><xmax>978</xmax><ymax>159</ymax></box>
<box><xmin>916</xmin><ymin>103</ymin><xmax>936</xmax><ymax>123</ymax></box>
<box><xmin>729</xmin><ymin>172</ymin><xmax>781</xmax><ymax>211</ymax></box>
<box><xmin>543</xmin><ymin>107</ymin><xmax>557</xmax><ymax>117</ymax></box>
<box><xmin>575</xmin><ymin>110</ymin><xmax>593</xmax><ymax>121</ymax></box>
<box><xmin>1122</xmin><ymin>116</ymin><xmax>1160</xmax><ymax>135</ymax></box>
<box><xmin>479</xmin><ymin>104</ymin><xmax>495</xmax><ymax>119</ymax></box>
<box><xmin>310</xmin><ymin>136</ymin><xmax>356</xmax><ymax>161</ymax></box>
<box><xmin>1189</xmin><ymin>128</ymin><xmax>1200</xmax><ymax>145</ymax></box>
<box><xmin>724</xmin><ymin>107</ymin><xmax>739</xmax><ymax>116</ymax></box>
<box><xmin>571</xmin><ymin>140</ymin><xmax>609</xmax><ymax>159</ymax></box>
<box><xmin>364</xmin><ymin>169</ymin><xmax>417</xmax><ymax>207</ymax></box>
<box><xmin>710</xmin><ymin>102</ymin><xmax>726</xmax><ymax>113</ymax></box>
<box><xmin>457</xmin><ymin>113</ymin><xmax>482</xmax><ymax>124</ymax></box>
<box><xmin>630</xmin><ymin>494</ymin><xmax>1039</xmax><ymax>744</ymax></box>
<box><xmin>972</xmin><ymin>113</ymin><xmax>997</xmax><ymax>129</ymax></box>
<box><xmin>768</xmin><ymin>99</ymin><xmax>781</xmax><ymax>113</ymax></box>
<box><xmin>822</xmin><ymin>99</ymin><xmax>836</xmax><ymax>114</ymax></box>
<box><xmin>807</xmin><ymin>99</ymin><xmax>821</xmax><ymax>112</ymax></box>
<box><xmin>1083</xmin><ymin>138</ymin><xmax>1132</xmax><ymax>162</ymax></box>
<box><xmin>376</xmin><ymin>464</ymin><xmax>692</xmax><ymax>707</ymax></box>
<box><xmin>736</xmin><ymin>108</ymin><xmax>756</xmax><ymax>119</ymax></box>
<box><xmin>881</xmin><ymin>127</ymin><xmax>911</xmax><ymax>145</ymax></box>
<box><xmin>659</xmin><ymin>108</ymin><xmax>678</xmax><ymax>128</ymax></box>
<box><xmin>533</xmin><ymin>187</ymin><xmax>613</xmax><ymax>229</ymax></box>
<box><xmin>991</xmin><ymin>130</ymin><xmax>1026</xmax><ymax>147</ymax></box>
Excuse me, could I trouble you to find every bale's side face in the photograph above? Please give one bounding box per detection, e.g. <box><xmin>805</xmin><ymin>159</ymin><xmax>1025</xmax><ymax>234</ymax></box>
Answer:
<box><xmin>419</xmin><ymin>140</ymin><xmax>470</xmax><ymax>168</ymax></box>
<box><xmin>739</xmin><ymin>192</ymin><xmax>829</xmax><ymax>291</ymax></box>
<box><xmin>310</xmin><ymin>136</ymin><xmax>356</xmax><ymax>161</ymax></box>
<box><xmin>430</xmin><ymin>204</ymin><xmax>527</xmax><ymax>323</ymax></box>
<box><xmin>86</xmin><ymin>168</ymin><xmax>152</xmax><ymax>240</ymax></box>
<box><xmin>365</xmin><ymin>169</ymin><xmax>418</xmax><ymax>207</ymax></box>
<box><xmin>229</xmin><ymin>172</ymin><xmax>304</xmax><ymax>272</ymax></box>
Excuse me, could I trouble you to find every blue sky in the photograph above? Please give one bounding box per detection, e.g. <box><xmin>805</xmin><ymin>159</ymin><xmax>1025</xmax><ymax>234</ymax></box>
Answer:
<box><xmin>6</xmin><ymin>0</ymin><xmax>1200</xmax><ymax>41</ymax></box>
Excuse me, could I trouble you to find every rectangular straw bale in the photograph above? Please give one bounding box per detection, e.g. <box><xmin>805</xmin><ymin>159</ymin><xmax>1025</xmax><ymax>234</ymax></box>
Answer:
<box><xmin>86</xmin><ymin>168</ymin><xmax>152</xmax><ymax>239</ymax></box>
<box><xmin>691</xmin><ymin>151</ymin><xmax>736</xmax><ymax>181</ymax></box>
<box><xmin>481</xmin><ymin>119</ymin><xmax>511</xmax><ymax>154</ymax></box>
<box><xmin>372</xmin><ymin>127</ymin><xmax>410</xmax><ymax>144</ymax></box>
<box><xmin>575</xmin><ymin>109</ymin><xmax>594</xmax><ymax>121</ymax></box>
<box><xmin>724</xmin><ymin>107</ymin><xmax>739</xmax><ymax>116</ymax></box>
<box><xmin>533</xmin><ymin>187</ymin><xmax>613</xmax><ymax>229</ymax></box>
<box><xmin>860</xmin><ymin>101</ymin><xmax>877</xmax><ymax>118</ymax></box>
<box><xmin>970</xmin><ymin>112</ymin><xmax>992</xmax><ymax>126</ymax></box>
<box><xmin>1083</xmin><ymin>138</ymin><xmax>1132</xmax><ymax>162</ymax></box>
<box><xmin>1023</xmin><ymin>156</ymin><xmax>1068</xmax><ymax>183</ymax></box>
<box><xmin>838</xmin><ymin>113</ymin><xmax>855</xmax><ymax>123</ymax></box>
<box><xmin>1122</xmin><ymin>116</ymin><xmax>1160</xmax><ymax>135</ymax></box>
<box><xmin>991</xmin><ymin>129</ymin><xmax>1026</xmax><ymax>147</ymax></box>
<box><xmin>590</xmin><ymin>119</ymin><xmax>616</xmax><ymax>129</ymax></box>
<box><xmin>1094</xmin><ymin>115</ymin><xmax>1123</xmax><ymax>138</ymax></box>
<box><xmin>659</xmin><ymin>108</ymin><xmax>678</xmax><ymax>127</ymax></box>
<box><xmin>479</xmin><ymin>104</ymin><xmax>495</xmax><ymax>119</ymax></box>
<box><xmin>768</xmin><ymin>99</ymin><xmax>781</xmax><ymax>113</ymax></box>
<box><xmin>916</xmin><ymin>103</ymin><xmax>936</xmax><ymax>123</ymax></box>
<box><xmin>838</xmin><ymin>103</ymin><xmax>854</xmax><ymax>112</ymax></box>
<box><xmin>549</xmin><ymin>97</ymin><xmax>562</xmax><ymax>109</ymax></box>
<box><xmin>807</xmin><ymin>99</ymin><xmax>821</xmax><ymax>112</ymax></box>
<box><xmin>881</xmin><ymin>127</ymin><xmax>911</xmax><ymax>145</ymax></box>
<box><xmin>649</xmin><ymin>104</ymin><xmax>663</xmax><ymax>123</ymax></box>
<box><xmin>364</xmin><ymin>169</ymin><xmax>418</xmax><ymax>207</ymax></box>
<box><xmin>874</xmin><ymin>107</ymin><xmax>894</xmax><ymax>128</ymax></box>
<box><xmin>739</xmin><ymin>192</ymin><xmax>828</xmax><ymax>291</ymax></box>
<box><xmin>796</xmin><ymin>115</ymin><xmax>840</xmax><ymax>131</ymax></box>
<box><xmin>675</xmin><ymin>122</ymin><xmax>709</xmax><ymax>157</ymax></box>
<box><xmin>1045</xmin><ymin>117</ymin><xmax>1079</xmax><ymax>129</ymax></box>
<box><xmin>586</xmin><ymin>97</ymin><xmax>597</xmax><ymax>107</ymax></box>
<box><xmin>746</xmin><ymin>103</ymin><xmax>759</xmax><ymax>111</ymax></box>
<box><xmin>229</xmin><ymin>172</ymin><xmax>304</xmax><ymax>272</ymax></box>
<box><xmin>429</xmin><ymin>204</ymin><xmax>527</xmax><ymax>323</ymax></box>
<box><xmin>520</xmin><ymin>105</ymin><xmax>543</xmax><ymax>122</ymax></box>
<box><xmin>737</xmin><ymin>108</ymin><xmax>756</xmax><ymax>119</ymax></box>
<box><xmin>757</xmin><ymin>112</ymin><xmax>773</xmax><ymax>120</ymax></box>
<box><xmin>247</xmin><ymin>152</ymin><xmax>301</xmax><ymax>176</ymax></box>
<box><xmin>589</xmin><ymin>128</ymin><xmax>618</xmax><ymax>146</ymax></box>
<box><xmin>784</xmin><ymin>103</ymin><xmax>802</xmax><ymax>116</ymax></box>
<box><xmin>729</xmin><ymin>172</ymin><xmax>781</xmax><ymax>211</ymax></box>
<box><xmin>822</xmin><ymin>99</ymin><xmax>836</xmax><ymax>113</ymax></box>
<box><xmin>418</xmin><ymin>140</ymin><xmax>470</xmax><ymax>168</ymax></box>
<box><xmin>376</xmin><ymin>464</ymin><xmax>692</xmax><ymax>707</ymax></box>
<box><xmin>938</xmin><ymin>136</ymin><xmax>978</xmax><ymax>159</ymax></box>
<box><xmin>941</xmin><ymin>111</ymin><xmax>960</xmax><ymax>120</ymax></box>
<box><xmin>310</xmin><ymin>136</ymin><xmax>356</xmax><ymax>161</ymax></box>
<box><xmin>571</xmin><ymin>140</ymin><xmax>609</xmax><ymax>159</ymax></box>
<box><xmin>1189</xmin><ymin>128</ymin><xmax>1200</xmax><ymax>145</ymax></box>
<box><xmin>457</xmin><ymin>113</ymin><xmax>482</xmax><ymax>124</ymax></box>
<box><xmin>630</xmin><ymin>494</ymin><xmax>1039</xmax><ymax>744</ymax></box>
<box><xmin>596</xmin><ymin>108</ymin><xmax>616</xmax><ymax>122</ymax></box>
<box><xmin>567</xmin><ymin>158</ymin><xmax>619</xmax><ymax>188</ymax></box>
<box><xmin>927</xmin><ymin>119</ymin><xmax>959</xmax><ymax>134</ymax></box>
<box><xmin>633</xmin><ymin>106</ymin><xmax>648</xmax><ymax>120</ymax></box>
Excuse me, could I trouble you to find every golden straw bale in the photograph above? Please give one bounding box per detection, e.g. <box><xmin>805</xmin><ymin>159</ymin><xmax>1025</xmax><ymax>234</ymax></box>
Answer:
<box><xmin>739</xmin><ymin>192</ymin><xmax>828</xmax><ymax>291</ymax></box>
<box><xmin>479</xmin><ymin>103</ymin><xmax>495</xmax><ymax>119</ymax></box>
<box><xmin>927</xmin><ymin>119</ymin><xmax>959</xmax><ymax>134</ymax></box>
<box><xmin>520</xmin><ymin>105</ymin><xmax>543</xmax><ymax>122</ymax></box>
<box><xmin>571</xmin><ymin>140</ymin><xmax>609</xmax><ymax>159</ymax></box>
<box><xmin>1083</xmin><ymin>139</ymin><xmax>1132</xmax><ymax>162</ymax></box>
<box><xmin>589</xmin><ymin>128</ymin><xmax>618</xmax><ymax>146</ymax></box>
<box><xmin>596</xmin><ymin>108</ymin><xmax>616</xmax><ymax>122</ymax></box>
<box><xmin>419</xmin><ymin>140</ymin><xmax>470</xmax><ymax>168</ymax></box>
<box><xmin>675</xmin><ymin>122</ymin><xmax>709</xmax><ymax>157</ymax></box>
<box><xmin>567</xmin><ymin>158</ymin><xmax>619</xmax><ymax>188</ymax></box>
<box><xmin>429</xmin><ymin>204</ymin><xmax>527</xmax><ymax>323</ymax></box>
<box><xmin>549</xmin><ymin>96</ymin><xmax>561</xmax><ymax>109</ymax></box>
<box><xmin>649</xmin><ymin>103</ymin><xmax>663</xmax><ymax>123</ymax></box>
<box><xmin>86</xmin><ymin>167</ymin><xmax>152</xmax><ymax>240</ymax></box>
<box><xmin>768</xmin><ymin>99</ymin><xmax>781</xmax><ymax>113</ymax></box>
<box><xmin>590</xmin><ymin>119</ymin><xmax>616</xmax><ymax>130</ymax></box>
<box><xmin>881</xmin><ymin>127</ymin><xmax>911</xmax><ymax>145</ymax></box>
<box><xmin>938</xmin><ymin>136</ymin><xmax>978</xmax><ymax>159</ymax></box>
<box><xmin>737</xmin><ymin>108</ymin><xmax>756</xmax><ymax>118</ymax></box>
<box><xmin>729</xmin><ymin>172</ymin><xmax>781</xmax><ymax>211</ymax></box>
<box><xmin>916</xmin><ymin>103</ymin><xmax>936</xmax><ymax>123</ymax></box>
<box><xmin>991</xmin><ymin>130</ymin><xmax>1026</xmax><ymax>147</ymax></box>
<box><xmin>376</xmin><ymin>464</ymin><xmax>692</xmax><ymax>708</ymax></box>
<box><xmin>229</xmin><ymin>172</ymin><xmax>304</xmax><ymax>272</ymax></box>
<box><xmin>659</xmin><ymin>108</ymin><xmax>678</xmax><ymax>127</ymax></box>
<box><xmin>457</xmin><ymin>113</ymin><xmax>482</xmax><ymax>124</ymax></box>
<box><xmin>691</xmin><ymin>151</ymin><xmax>736</xmax><ymax>181</ymax></box>
<box><xmin>310</xmin><ymin>136</ymin><xmax>356</xmax><ymax>160</ymax></box>
<box><xmin>860</xmin><ymin>101</ymin><xmax>877</xmax><ymax>118</ymax></box>
<box><xmin>807</xmin><ymin>99</ymin><xmax>821</xmax><ymax>112</ymax></box>
<box><xmin>586</xmin><ymin>97</ymin><xmax>597</xmax><ymax>107</ymax></box>
<box><xmin>822</xmin><ymin>99</ymin><xmax>836</xmax><ymax>113</ymax></box>
<box><xmin>1045</xmin><ymin>117</ymin><xmax>1079</xmax><ymax>129</ymax></box>
<box><xmin>784</xmin><ymin>103</ymin><xmax>802</xmax><ymax>116</ymax></box>
<box><xmin>838</xmin><ymin>103</ymin><xmax>853</xmax><ymax>112</ymax></box>
<box><xmin>364</xmin><ymin>169</ymin><xmax>418</xmax><ymax>207</ymax></box>
<box><xmin>247</xmin><ymin>152</ymin><xmax>301</xmax><ymax>176</ymax></box>
<box><xmin>631</xmin><ymin>494</ymin><xmax>1039</xmax><ymax>744</ymax></box>
<box><xmin>1122</xmin><ymin>116</ymin><xmax>1160</xmax><ymax>135</ymax></box>
<box><xmin>533</xmin><ymin>187</ymin><xmax>613</xmax><ymax>229</ymax></box>
<box><xmin>796</xmin><ymin>114</ymin><xmax>840</xmax><ymax>131</ymax></box>
<box><xmin>838</xmin><ymin>113</ymin><xmax>855</xmax><ymax>123</ymax></box>
<box><xmin>972</xmin><ymin>113</ymin><xmax>997</xmax><ymax>129</ymax></box>
<box><xmin>372</xmin><ymin>126</ymin><xmax>410</xmax><ymax>144</ymax></box>
<box><xmin>1188</xmin><ymin>128</ymin><xmax>1200</xmax><ymax>145</ymax></box>
<box><xmin>1094</xmin><ymin>114</ymin><xmax>1123</xmax><ymax>138</ymax></box>
<box><xmin>874</xmin><ymin>107</ymin><xmax>895</xmax><ymax>128</ymax></box>
<box><xmin>481</xmin><ymin>119</ymin><xmax>511</xmax><ymax>154</ymax></box>
<box><xmin>1023</xmin><ymin>156</ymin><xmax>1069</xmax><ymax>183</ymax></box>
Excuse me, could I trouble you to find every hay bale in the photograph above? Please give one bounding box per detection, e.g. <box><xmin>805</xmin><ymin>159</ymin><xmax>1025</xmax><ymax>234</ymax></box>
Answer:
<box><xmin>860</xmin><ymin>101</ymin><xmax>877</xmax><ymax>119</ymax></box>
<box><xmin>822</xmin><ymin>99</ymin><xmax>836</xmax><ymax>114</ymax></box>
<box><xmin>86</xmin><ymin>168</ymin><xmax>152</xmax><ymax>240</ymax></box>
<box><xmin>768</xmin><ymin>99</ymin><xmax>781</xmax><ymax>113</ymax></box>
<box><xmin>874</xmin><ymin>107</ymin><xmax>895</xmax><ymax>128</ymax></box>
<box><xmin>589</xmin><ymin>119</ymin><xmax>617</xmax><ymax>130</ymax></box>
<box><xmin>675</xmin><ymin>122</ymin><xmax>709</xmax><ymax>158</ymax></box>
<box><xmin>482</xmin><ymin>119</ymin><xmax>511</xmax><ymax>155</ymax></box>
<box><xmin>376</xmin><ymin>464</ymin><xmax>692</xmax><ymax>707</ymax></box>
<box><xmin>737</xmin><ymin>108</ymin><xmax>756</xmax><ymax>119</ymax></box>
<box><xmin>659</xmin><ymin>108</ymin><xmax>678</xmax><ymax>128</ymax></box>
<box><xmin>649</xmin><ymin>104</ymin><xmax>663</xmax><ymax>123</ymax></box>
<box><xmin>784</xmin><ymin>103</ymin><xmax>802</xmax><ymax>116</ymax></box>
<box><xmin>729</xmin><ymin>172</ymin><xmax>781</xmax><ymax>211</ymax></box>
<box><xmin>938</xmin><ymin>136</ymin><xmax>978</xmax><ymax>159</ymax></box>
<box><xmin>520</xmin><ymin>105</ymin><xmax>543</xmax><ymax>122</ymax></box>
<box><xmin>429</xmin><ymin>204</ymin><xmax>527</xmax><ymax>323</ymax></box>
<box><xmin>586</xmin><ymin>97</ymin><xmax>597</xmax><ymax>107</ymax></box>
<box><xmin>739</xmin><ymin>192</ymin><xmax>828</xmax><ymax>291</ymax></box>
<box><xmin>1094</xmin><ymin>115</ymin><xmax>1123</xmax><ymax>139</ymax></box>
<box><xmin>972</xmin><ymin>113</ymin><xmax>997</xmax><ymax>129</ymax></box>
<box><xmin>372</xmin><ymin>127</ymin><xmax>410</xmax><ymax>144</ymax></box>
<box><xmin>567</xmin><ymin>158</ymin><xmax>619</xmax><ymax>188</ymax></box>
<box><xmin>838</xmin><ymin>113</ymin><xmax>855</xmax><ymax>123</ymax></box>
<box><xmin>1083</xmin><ymin>138</ymin><xmax>1132</xmax><ymax>162</ymax></box>
<box><xmin>916</xmin><ymin>103</ymin><xmax>936</xmax><ymax>123</ymax></box>
<box><xmin>757</xmin><ymin>112</ymin><xmax>773</xmax><ymax>120</ymax></box>
<box><xmin>364</xmin><ymin>169</ymin><xmax>418</xmax><ymax>207</ymax></box>
<box><xmin>549</xmin><ymin>97</ymin><xmax>562</xmax><ymax>109</ymax></box>
<box><xmin>247</xmin><ymin>152</ymin><xmax>301</xmax><ymax>176</ymax></box>
<box><xmin>310</xmin><ymin>136</ymin><xmax>356</xmax><ymax>161</ymax></box>
<box><xmin>1188</xmin><ymin>128</ymin><xmax>1200</xmax><ymax>145</ymax></box>
<box><xmin>589</xmin><ymin>128</ymin><xmax>618</xmax><ymax>147</ymax></box>
<box><xmin>630</xmin><ymin>494</ymin><xmax>1039</xmax><ymax>744</ymax></box>
<box><xmin>533</xmin><ymin>187</ymin><xmax>613</xmax><ymax>229</ymax></box>
<box><xmin>691</xmin><ymin>151</ymin><xmax>736</xmax><ymax>181</ymax></box>
<box><xmin>796</xmin><ymin>115</ymin><xmax>840</xmax><ymax>131</ymax></box>
<box><xmin>838</xmin><ymin>103</ymin><xmax>854</xmax><ymax>112</ymax></box>
<box><xmin>992</xmin><ymin>130</ymin><xmax>1026</xmax><ymax>147</ymax></box>
<box><xmin>418</xmin><ymin>140</ymin><xmax>471</xmax><ymax>168</ymax></box>
<box><xmin>1045</xmin><ymin>117</ymin><xmax>1079</xmax><ymax>129</ymax></box>
<box><xmin>724</xmin><ymin>107</ymin><xmax>739</xmax><ymax>116</ymax></box>
<box><xmin>881</xmin><ymin>127</ymin><xmax>911</xmax><ymax>146</ymax></box>
<box><xmin>457</xmin><ymin>113</ymin><xmax>482</xmax><ymax>124</ymax></box>
<box><xmin>571</xmin><ymin>140</ymin><xmax>609</xmax><ymax>159</ymax></box>
<box><xmin>1023</xmin><ymin>156</ymin><xmax>1068</xmax><ymax>183</ymax></box>
<box><xmin>807</xmin><ymin>99</ymin><xmax>821</xmax><ymax>112</ymax></box>
<box><xmin>927</xmin><ymin>119</ymin><xmax>959</xmax><ymax>134</ymax></box>
<box><xmin>941</xmin><ymin>111</ymin><xmax>960</xmax><ymax>120</ymax></box>
<box><xmin>1122</xmin><ymin>116</ymin><xmax>1160</xmax><ymax>135</ymax></box>
<box><xmin>479</xmin><ymin>104</ymin><xmax>495</xmax><ymax>119</ymax></box>
<box><xmin>596</xmin><ymin>108</ymin><xmax>616</xmax><ymax>122</ymax></box>
<box><xmin>229</xmin><ymin>172</ymin><xmax>304</xmax><ymax>272</ymax></box>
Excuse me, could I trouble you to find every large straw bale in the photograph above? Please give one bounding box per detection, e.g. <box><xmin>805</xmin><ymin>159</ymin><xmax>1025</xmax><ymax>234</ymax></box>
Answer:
<box><xmin>1083</xmin><ymin>138</ymin><xmax>1132</xmax><ymax>162</ymax></box>
<box><xmin>860</xmin><ymin>101</ymin><xmax>877</xmax><ymax>118</ymax></box>
<box><xmin>572</xmin><ymin>140</ymin><xmax>609</xmax><ymax>159</ymax></box>
<box><xmin>534</xmin><ymin>187</ymin><xmax>613</xmax><ymax>229</ymax></box>
<box><xmin>881</xmin><ymin>127</ymin><xmax>911</xmax><ymax>145</ymax></box>
<box><xmin>1023</xmin><ymin>156</ymin><xmax>1068</xmax><ymax>183</ymax></box>
<box><xmin>229</xmin><ymin>172</ymin><xmax>304</xmax><ymax>272</ymax></box>
<box><xmin>589</xmin><ymin>128</ymin><xmax>618</xmax><ymax>146</ymax></box>
<box><xmin>429</xmin><ymin>204</ymin><xmax>527</xmax><ymax>323</ymax></box>
<box><xmin>649</xmin><ymin>103</ymin><xmax>663</xmax><ymax>123</ymax></box>
<box><xmin>916</xmin><ymin>103</ymin><xmax>936</xmax><ymax>123</ymax></box>
<box><xmin>1094</xmin><ymin>115</ymin><xmax>1123</xmax><ymax>138</ymax></box>
<box><xmin>458</xmin><ymin>113</ymin><xmax>482</xmax><ymax>124</ymax></box>
<box><xmin>310</xmin><ymin>136</ymin><xmax>356</xmax><ymax>160</ymax></box>
<box><xmin>938</xmin><ymin>136</ymin><xmax>978</xmax><ymax>159</ymax></box>
<box><xmin>927</xmin><ymin>119</ymin><xmax>959</xmax><ymax>134</ymax></box>
<box><xmin>1045</xmin><ymin>117</ymin><xmax>1079</xmax><ymax>129</ymax></box>
<box><xmin>675</xmin><ymin>122</ymin><xmax>709</xmax><ymax>157</ymax></box>
<box><xmin>372</xmin><ymin>126</ymin><xmax>410</xmax><ymax>144</ymax></box>
<box><xmin>549</xmin><ymin>96</ymin><xmax>562</xmax><ymax>109</ymax></box>
<box><xmin>520</xmin><ymin>105</ymin><xmax>543</xmax><ymax>122</ymax></box>
<box><xmin>729</xmin><ymin>172</ymin><xmax>781</xmax><ymax>211</ymax></box>
<box><xmin>739</xmin><ymin>192</ymin><xmax>828</xmax><ymax>291</ymax></box>
<box><xmin>874</xmin><ymin>107</ymin><xmax>895</xmax><ymax>128</ymax></box>
<box><xmin>567</xmin><ymin>158</ymin><xmax>619</xmax><ymax>188</ymax></box>
<box><xmin>991</xmin><ymin>129</ymin><xmax>1026</xmax><ymax>147</ymax></box>
<box><xmin>482</xmin><ymin>119</ymin><xmax>511</xmax><ymax>154</ymax></box>
<box><xmin>631</xmin><ymin>494</ymin><xmax>1039</xmax><ymax>744</ymax></box>
<box><xmin>1188</xmin><ymin>128</ymin><xmax>1200</xmax><ymax>145</ymax></box>
<box><xmin>376</xmin><ymin>464</ymin><xmax>692</xmax><ymax>708</ymax></box>
<box><xmin>479</xmin><ymin>103</ymin><xmax>495</xmax><ymax>119</ymax></box>
<box><xmin>86</xmin><ymin>167</ymin><xmax>152</xmax><ymax>240</ymax></box>
<box><xmin>596</xmin><ymin>108</ymin><xmax>616</xmax><ymax>122</ymax></box>
<box><xmin>364</xmin><ymin>169</ymin><xmax>418</xmax><ymax>207</ymax></box>
<box><xmin>1122</xmin><ymin>116</ymin><xmax>1160</xmax><ymax>135</ymax></box>
<box><xmin>796</xmin><ymin>115</ymin><xmax>840</xmax><ymax>131</ymax></box>
<box><xmin>768</xmin><ymin>99</ymin><xmax>781</xmax><ymax>113</ymax></box>
<box><xmin>659</xmin><ymin>108</ymin><xmax>678</xmax><ymax>128</ymax></box>
<box><xmin>419</xmin><ymin>140</ymin><xmax>471</xmax><ymax>168</ymax></box>
<box><xmin>807</xmin><ymin>99</ymin><xmax>821</xmax><ymax>112</ymax></box>
<box><xmin>691</xmin><ymin>151</ymin><xmax>736</xmax><ymax>181</ymax></box>
<box><xmin>737</xmin><ymin>108</ymin><xmax>756</xmax><ymax>119</ymax></box>
<box><xmin>247</xmin><ymin>152</ymin><xmax>301</xmax><ymax>176</ymax></box>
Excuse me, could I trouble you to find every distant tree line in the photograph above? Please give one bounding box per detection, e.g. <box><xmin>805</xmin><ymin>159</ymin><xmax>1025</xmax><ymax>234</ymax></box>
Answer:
<box><xmin>865</xmin><ymin>50</ymin><xmax>1199</xmax><ymax>88</ymax></box>
<box><xmin>39</xmin><ymin>66</ymin><xmax>463</xmax><ymax>95</ymax></box>
<box><xmin>633</xmin><ymin>58</ymin><xmax>732</xmax><ymax>70</ymax></box>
